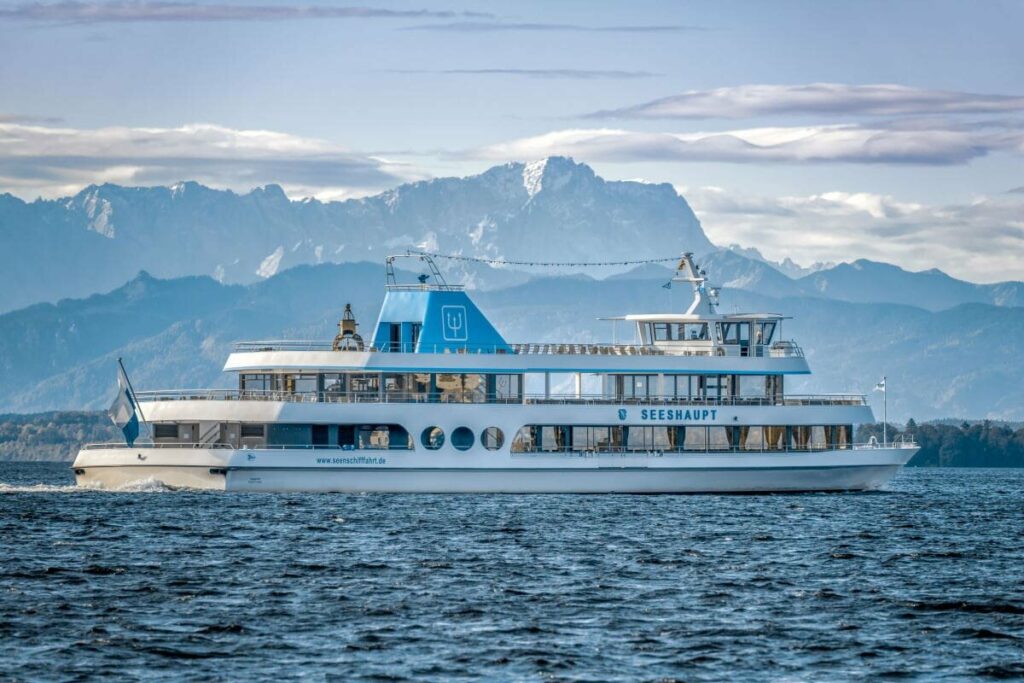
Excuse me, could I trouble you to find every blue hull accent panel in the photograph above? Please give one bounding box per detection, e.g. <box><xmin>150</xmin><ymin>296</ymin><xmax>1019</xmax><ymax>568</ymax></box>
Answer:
<box><xmin>372</xmin><ymin>289</ymin><xmax>511</xmax><ymax>353</ymax></box>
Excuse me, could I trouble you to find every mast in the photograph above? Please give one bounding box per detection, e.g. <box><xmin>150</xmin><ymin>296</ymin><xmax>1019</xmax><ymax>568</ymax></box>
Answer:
<box><xmin>673</xmin><ymin>252</ymin><xmax>719</xmax><ymax>315</ymax></box>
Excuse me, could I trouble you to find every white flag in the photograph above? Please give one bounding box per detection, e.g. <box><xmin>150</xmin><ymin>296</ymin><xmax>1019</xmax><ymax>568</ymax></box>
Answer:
<box><xmin>873</xmin><ymin>377</ymin><xmax>886</xmax><ymax>393</ymax></box>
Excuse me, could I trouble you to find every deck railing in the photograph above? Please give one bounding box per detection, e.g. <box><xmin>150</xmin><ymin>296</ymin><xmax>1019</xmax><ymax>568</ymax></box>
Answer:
<box><xmin>231</xmin><ymin>340</ymin><xmax>804</xmax><ymax>358</ymax></box>
<box><xmin>81</xmin><ymin>439</ymin><xmax>916</xmax><ymax>452</ymax></box>
<box><xmin>134</xmin><ymin>389</ymin><xmax>867</xmax><ymax>407</ymax></box>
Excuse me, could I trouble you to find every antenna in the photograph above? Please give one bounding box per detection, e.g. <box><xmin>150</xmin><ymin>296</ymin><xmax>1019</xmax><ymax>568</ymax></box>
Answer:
<box><xmin>672</xmin><ymin>252</ymin><xmax>719</xmax><ymax>315</ymax></box>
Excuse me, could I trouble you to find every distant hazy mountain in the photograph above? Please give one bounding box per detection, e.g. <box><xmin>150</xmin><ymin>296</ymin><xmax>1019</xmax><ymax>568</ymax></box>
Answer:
<box><xmin>795</xmin><ymin>259</ymin><xmax>1024</xmax><ymax>311</ymax></box>
<box><xmin>2</xmin><ymin>262</ymin><xmax>1022</xmax><ymax>421</ymax></box>
<box><xmin>726</xmin><ymin>244</ymin><xmax>834</xmax><ymax>279</ymax></box>
<box><xmin>0</xmin><ymin>157</ymin><xmax>710</xmax><ymax>312</ymax></box>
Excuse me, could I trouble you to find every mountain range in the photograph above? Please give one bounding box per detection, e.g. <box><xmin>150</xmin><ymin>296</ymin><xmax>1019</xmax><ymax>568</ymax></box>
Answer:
<box><xmin>1</xmin><ymin>262</ymin><xmax>1022</xmax><ymax>421</ymax></box>
<box><xmin>1</xmin><ymin>157</ymin><xmax>1022</xmax><ymax>420</ymax></box>
<box><xmin>0</xmin><ymin>157</ymin><xmax>710</xmax><ymax>313</ymax></box>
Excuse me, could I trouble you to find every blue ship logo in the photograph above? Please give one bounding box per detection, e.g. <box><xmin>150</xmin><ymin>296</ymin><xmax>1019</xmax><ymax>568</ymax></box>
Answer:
<box><xmin>618</xmin><ymin>409</ymin><xmax>627</xmax><ymax>421</ymax></box>
<box><xmin>441</xmin><ymin>305</ymin><xmax>468</xmax><ymax>341</ymax></box>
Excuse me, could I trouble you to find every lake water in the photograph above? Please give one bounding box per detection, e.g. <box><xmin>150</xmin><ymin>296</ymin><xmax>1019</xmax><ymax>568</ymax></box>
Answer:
<box><xmin>2</xmin><ymin>463</ymin><xmax>1023</xmax><ymax>681</ymax></box>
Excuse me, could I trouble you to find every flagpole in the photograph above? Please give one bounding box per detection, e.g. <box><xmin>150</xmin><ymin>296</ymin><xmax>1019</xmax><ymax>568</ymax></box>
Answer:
<box><xmin>883</xmin><ymin>375</ymin><xmax>887</xmax><ymax>446</ymax></box>
<box><xmin>118</xmin><ymin>357</ymin><xmax>150</xmax><ymax>441</ymax></box>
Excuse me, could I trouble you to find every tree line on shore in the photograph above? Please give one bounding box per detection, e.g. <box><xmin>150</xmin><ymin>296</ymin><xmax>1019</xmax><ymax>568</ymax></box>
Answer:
<box><xmin>2</xmin><ymin>411</ymin><xmax>1024</xmax><ymax>466</ymax></box>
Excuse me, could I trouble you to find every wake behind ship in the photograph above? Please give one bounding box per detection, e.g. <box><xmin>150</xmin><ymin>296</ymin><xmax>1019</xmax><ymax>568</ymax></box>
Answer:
<box><xmin>74</xmin><ymin>253</ymin><xmax>916</xmax><ymax>492</ymax></box>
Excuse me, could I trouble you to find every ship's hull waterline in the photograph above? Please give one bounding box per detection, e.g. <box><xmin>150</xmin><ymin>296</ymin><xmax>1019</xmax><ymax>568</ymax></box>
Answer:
<box><xmin>72</xmin><ymin>446</ymin><xmax>915</xmax><ymax>493</ymax></box>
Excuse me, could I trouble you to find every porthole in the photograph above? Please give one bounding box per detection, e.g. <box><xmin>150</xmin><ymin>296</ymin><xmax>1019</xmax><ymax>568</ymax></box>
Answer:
<box><xmin>451</xmin><ymin>426</ymin><xmax>474</xmax><ymax>451</ymax></box>
<box><xmin>482</xmin><ymin>427</ymin><xmax>504</xmax><ymax>450</ymax></box>
<box><xmin>421</xmin><ymin>426</ymin><xmax>445</xmax><ymax>450</ymax></box>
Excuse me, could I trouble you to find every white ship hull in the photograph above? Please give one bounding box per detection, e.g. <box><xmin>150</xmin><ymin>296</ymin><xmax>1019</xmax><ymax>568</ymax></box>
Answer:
<box><xmin>72</xmin><ymin>445</ymin><xmax>915</xmax><ymax>493</ymax></box>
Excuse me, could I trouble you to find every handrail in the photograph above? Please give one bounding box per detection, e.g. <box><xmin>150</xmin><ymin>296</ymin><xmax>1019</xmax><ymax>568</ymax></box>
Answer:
<box><xmin>134</xmin><ymin>389</ymin><xmax>867</xmax><ymax>407</ymax></box>
<box><xmin>230</xmin><ymin>340</ymin><xmax>806</xmax><ymax>358</ymax></box>
<box><xmin>81</xmin><ymin>442</ymin><xmax>236</xmax><ymax>450</ymax></box>
<box><xmin>512</xmin><ymin>440</ymin><xmax>918</xmax><ymax>456</ymax></box>
<box><xmin>81</xmin><ymin>439</ymin><xmax>916</xmax><ymax>452</ymax></box>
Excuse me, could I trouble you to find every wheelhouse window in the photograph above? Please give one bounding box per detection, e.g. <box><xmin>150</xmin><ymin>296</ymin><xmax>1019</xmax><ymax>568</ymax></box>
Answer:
<box><xmin>756</xmin><ymin>321</ymin><xmax>776</xmax><ymax>345</ymax></box>
<box><xmin>652</xmin><ymin>322</ymin><xmax>672</xmax><ymax>341</ymax></box>
<box><xmin>240</xmin><ymin>373</ymin><xmax>273</xmax><ymax>393</ymax></box>
<box><xmin>678</xmin><ymin>322</ymin><xmax>710</xmax><ymax>341</ymax></box>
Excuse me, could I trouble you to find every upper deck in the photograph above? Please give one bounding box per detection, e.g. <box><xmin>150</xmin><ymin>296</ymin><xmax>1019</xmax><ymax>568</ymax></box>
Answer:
<box><xmin>224</xmin><ymin>252</ymin><xmax>808</xmax><ymax>375</ymax></box>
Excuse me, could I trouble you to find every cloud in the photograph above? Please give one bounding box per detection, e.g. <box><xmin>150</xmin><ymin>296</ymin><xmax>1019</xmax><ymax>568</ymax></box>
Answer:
<box><xmin>685</xmin><ymin>186</ymin><xmax>1024</xmax><ymax>284</ymax></box>
<box><xmin>0</xmin><ymin>2</ymin><xmax>489</xmax><ymax>23</ymax></box>
<box><xmin>403</xmin><ymin>21</ymin><xmax>703</xmax><ymax>32</ymax></box>
<box><xmin>0</xmin><ymin>122</ymin><xmax>422</xmax><ymax>199</ymax></box>
<box><xmin>588</xmin><ymin>84</ymin><xmax>1024</xmax><ymax>119</ymax></box>
<box><xmin>0</xmin><ymin>113</ymin><xmax>63</xmax><ymax>124</ymax></box>
<box><xmin>389</xmin><ymin>68</ymin><xmax>660</xmax><ymax>80</ymax></box>
<box><xmin>468</xmin><ymin>123</ymin><xmax>1024</xmax><ymax>166</ymax></box>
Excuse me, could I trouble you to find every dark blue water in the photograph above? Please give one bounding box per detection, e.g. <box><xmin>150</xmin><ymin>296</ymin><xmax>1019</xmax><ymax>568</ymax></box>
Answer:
<box><xmin>2</xmin><ymin>464</ymin><xmax>1023</xmax><ymax>681</ymax></box>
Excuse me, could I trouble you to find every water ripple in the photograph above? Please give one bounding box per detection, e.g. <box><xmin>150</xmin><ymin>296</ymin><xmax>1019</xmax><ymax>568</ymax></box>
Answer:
<box><xmin>1</xmin><ymin>464</ymin><xmax>1023</xmax><ymax>681</ymax></box>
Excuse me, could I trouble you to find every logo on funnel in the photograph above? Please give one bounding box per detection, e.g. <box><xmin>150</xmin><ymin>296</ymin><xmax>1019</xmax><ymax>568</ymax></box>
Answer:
<box><xmin>441</xmin><ymin>305</ymin><xmax>468</xmax><ymax>341</ymax></box>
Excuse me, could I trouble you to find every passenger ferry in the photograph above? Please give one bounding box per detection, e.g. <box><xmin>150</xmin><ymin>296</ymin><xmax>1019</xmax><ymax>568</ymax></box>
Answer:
<box><xmin>73</xmin><ymin>253</ymin><xmax>916</xmax><ymax>492</ymax></box>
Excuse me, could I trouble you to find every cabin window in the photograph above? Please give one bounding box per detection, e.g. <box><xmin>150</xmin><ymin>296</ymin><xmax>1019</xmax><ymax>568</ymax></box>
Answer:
<box><xmin>672</xmin><ymin>375</ymin><xmax>694</xmax><ymax>398</ymax></box>
<box><xmin>703</xmin><ymin>375</ymin><xmax>729</xmax><ymax>400</ymax></box>
<box><xmin>809</xmin><ymin>426</ymin><xmax>828</xmax><ymax>450</ymax></box>
<box><xmin>451</xmin><ymin>427</ymin><xmax>474</xmax><ymax>451</ymax></box>
<box><xmin>738</xmin><ymin>375</ymin><xmax>767</xmax><ymax>398</ymax></box>
<box><xmin>831</xmin><ymin>425</ymin><xmax>853</xmax><ymax>450</ymax></box>
<box><xmin>618</xmin><ymin>374</ymin><xmax>656</xmax><ymax>399</ymax></box>
<box><xmin>422</xmin><ymin>426</ymin><xmax>444</xmax><ymax>449</ymax></box>
<box><xmin>653</xmin><ymin>323</ymin><xmax>672</xmax><ymax>341</ymax></box>
<box><xmin>312</xmin><ymin>425</ymin><xmax>329</xmax><ymax>446</ymax></box>
<box><xmin>357</xmin><ymin>424</ymin><xmax>412</xmax><ymax>450</ymax></box>
<box><xmin>683</xmin><ymin>427</ymin><xmax>707</xmax><ymax>451</ymax></box>
<box><xmin>267</xmin><ymin>424</ymin><xmax>311</xmax><ymax>447</ymax></box>
<box><xmin>540</xmin><ymin>426</ymin><xmax>567</xmax><ymax>451</ymax></box>
<box><xmin>707</xmin><ymin>426</ymin><xmax>735</xmax><ymax>451</ymax></box>
<box><xmin>790</xmin><ymin>426</ymin><xmax>810</xmax><ymax>450</ymax></box>
<box><xmin>323</xmin><ymin>374</ymin><xmax>345</xmax><ymax>398</ymax></box>
<box><xmin>740</xmin><ymin>426</ymin><xmax>763</xmax><ymax>451</ymax></box>
<box><xmin>511</xmin><ymin>426</ymin><xmax>536</xmax><ymax>453</ymax></box>
<box><xmin>153</xmin><ymin>423</ymin><xmax>178</xmax><ymax>440</ymax></box>
<box><xmin>349</xmin><ymin>374</ymin><xmax>380</xmax><ymax>399</ymax></box>
<box><xmin>383</xmin><ymin>374</ymin><xmax>406</xmax><ymax>399</ymax></box>
<box><xmin>493</xmin><ymin>374</ymin><xmax>523</xmax><ymax>402</ymax></box>
<box><xmin>482</xmin><ymin>427</ymin><xmax>505</xmax><ymax>450</ymax></box>
<box><xmin>626</xmin><ymin>426</ymin><xmax>672</xmax><ymax>451</ymax></box>
<box><xmin>240</xmin><ymin>424</ymin><xmax>265</xmax><ymax>438</ymax></box>
<box><xmin>764</xmin><ymin>426</ymin><xmax>787</xmax><ymax>451</ymax></box>
<box><xmin>289</xmin><ymin>374</ymin><xmax>319</xmax><ymax>396</ymax></box>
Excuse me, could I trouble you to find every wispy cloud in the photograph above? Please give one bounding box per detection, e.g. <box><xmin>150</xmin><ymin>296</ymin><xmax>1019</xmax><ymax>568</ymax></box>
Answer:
<box><xmin>467</xmin><ymin>123</ymin><xmax>1024</xmax><ymax>166</ymax></box>
<box><xmin>686</xmin><ymin>185</ymin><xmax>1024</xmax><ymax>284</ymax></box>
<box><xmin>389</xmin><ymin>68</ymin><xmax>660</xmax><ymax>80</ymax></box>
<box><xmin>403</xmin><ymin>21</ymin><xmax>703</xmax><ymax>33</ymax></box>
<box><xmin>0</xmin><ymin>113</ymin><xmax>63</xmax><ymax>124</ymax></box>
<box><xmin>588</xmin><ymin>84</ymin><xmax>1024</xmax><ymax>119</ymax></box>
<box><xmin>0</xmin><ymin>2</ymin><xmax>490</xmax><ymax>23</ymax></box>
<box><xmin>0</xmin><ymin>121</ymin><xmax>424</xmax><ymax>199</ymax></box>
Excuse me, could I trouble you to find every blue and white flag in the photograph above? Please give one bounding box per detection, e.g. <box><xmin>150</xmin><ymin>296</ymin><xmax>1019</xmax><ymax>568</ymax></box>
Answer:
<box><xmin>108</xmin><ymin>364</ymin><xmax>140</xmax><ymax>446</ymax></box>
<box><xmin>873</xmin><ymin>377</ymin><xmax>886</xmax><ymax>393</ymax></box>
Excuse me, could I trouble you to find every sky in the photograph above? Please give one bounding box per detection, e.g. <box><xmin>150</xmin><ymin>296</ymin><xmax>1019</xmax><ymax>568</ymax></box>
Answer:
<box><xmin>0</xmin><ymin>0</ymin><xmax>1022</xmax><ymax>282</ymax></box>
